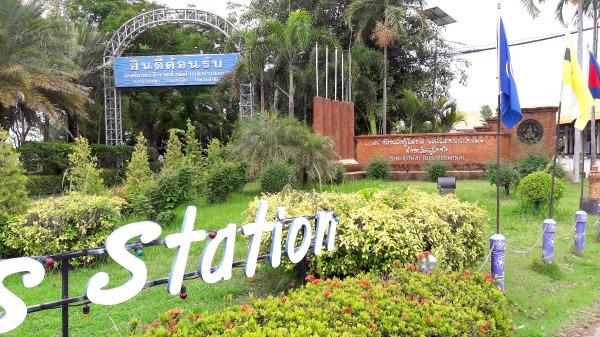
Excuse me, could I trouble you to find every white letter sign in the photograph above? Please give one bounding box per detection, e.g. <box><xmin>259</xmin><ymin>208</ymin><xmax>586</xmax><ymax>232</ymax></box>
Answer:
<box><xmin>0</xmin><ymin>258</ymin><xmax>45</xmax><ymax>333</ymax></box>
<box><xmin>198</xmin><ymin>223</ymin><xmax>237</xmax><ymax>284</ymax></box>
<box><xmin>85</xmin><ymin>221</ymin><xmax>161</xmax><ymax>305</ymax></box>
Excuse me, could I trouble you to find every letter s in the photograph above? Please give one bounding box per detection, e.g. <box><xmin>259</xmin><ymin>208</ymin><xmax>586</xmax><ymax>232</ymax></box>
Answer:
<box><xmin>85</xmin><ymin>221</ymin><xmax>161</xmax><ymax>305</ymax></box>
<box><xmin>0</xmin><ymin>258</ymin><xmax>45</xmax><ymax>333</ymax></box>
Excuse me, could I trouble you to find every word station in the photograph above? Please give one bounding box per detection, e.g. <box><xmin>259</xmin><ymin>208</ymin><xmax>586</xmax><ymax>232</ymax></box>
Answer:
<box><xmin>0</xmin><ymin>201</ymin><xmax>338</xmax><ymax>333</ymax></box>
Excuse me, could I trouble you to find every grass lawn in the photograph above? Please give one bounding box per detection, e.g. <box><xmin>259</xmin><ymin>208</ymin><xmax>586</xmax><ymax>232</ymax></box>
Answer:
<box><xmin>4</xmin><ymin>179</ymin><xmax>600</xmax><ymax>336</ymax></box>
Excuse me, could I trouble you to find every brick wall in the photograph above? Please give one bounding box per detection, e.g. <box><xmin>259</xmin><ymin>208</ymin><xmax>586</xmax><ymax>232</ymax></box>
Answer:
<box><xmin>356</xmin><ymin>132</ymin><xmax>511</xmax><ymax>171</ymax></box>
<box><xmin>353</xmin><ymin>107</ymin><xmax>557</xmax><ymax>171</ymax></box>
<box><xmin>313</xmin><ymin>97</ymin><xmax>355</xmax><ymax>160</ymax></box>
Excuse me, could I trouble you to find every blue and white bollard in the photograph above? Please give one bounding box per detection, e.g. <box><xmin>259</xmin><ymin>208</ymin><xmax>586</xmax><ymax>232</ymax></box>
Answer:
<box><xmin>574</xmin><ymin>210</ymin><xmax>587</xmax><ymax>255</ymax></box>
<box><xmin>490</xmin><ymin>234</ymin><xmax>506</xmax><ymax>291</ymax></box>
<box><xmin>542</xmin><ymin>219</ymin><xmax>557</xmax><ymax>264</ymax></box>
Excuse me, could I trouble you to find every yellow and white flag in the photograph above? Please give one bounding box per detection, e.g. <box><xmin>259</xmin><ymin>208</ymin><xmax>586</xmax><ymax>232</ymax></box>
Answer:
<box><xmin>560</xmin><ymin>41</ymin><xmax>594</xmax><ymax>130</ymax></box>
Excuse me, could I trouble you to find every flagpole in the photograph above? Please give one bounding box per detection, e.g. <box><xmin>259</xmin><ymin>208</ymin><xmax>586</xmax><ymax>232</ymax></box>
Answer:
<box><xmin>549</xmin><ymin>102</ymin><xmax>562</xmax><ymax>219</ymax></box>
<box><xmin>496</xmin><ymin>3</ymin><xmax>501</xmax><ymax>235</ymax></box>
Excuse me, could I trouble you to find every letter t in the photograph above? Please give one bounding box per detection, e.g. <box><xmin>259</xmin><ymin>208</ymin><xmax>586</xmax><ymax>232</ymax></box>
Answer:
<box><xmin>165</xmin><ymin>206</ymin><xmax>206</xmax><ymax>295</ymax></box>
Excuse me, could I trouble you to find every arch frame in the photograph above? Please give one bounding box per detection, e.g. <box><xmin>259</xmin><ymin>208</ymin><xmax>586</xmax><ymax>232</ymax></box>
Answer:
<box><xmin>103</xmin><ymin>8</ymin><xmax>238</xmax><ymax>145</ymax></box>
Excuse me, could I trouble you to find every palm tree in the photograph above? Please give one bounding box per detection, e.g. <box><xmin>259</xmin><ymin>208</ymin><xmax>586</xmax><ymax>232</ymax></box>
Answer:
<box><xmin>349</xmin><ymin>43</ymin><xmax>384</xmax><ymax>134</ymax></box>
<box><xmin>0</xmin><ymin>0</ymin><xmax>88</xmax><ymax>143</ymax></box>
<box><xmin>264</xmin><ymin>10</ymin><xmax>314</xmax><ymax>118</ymax></box>
<box><xmin>345</xmin><ymin>0</ymin><xmax>424</xmax><ymax>135</ymax></box>
<box><xmin>398</xmin><ymin>89</ymin><xmax>432</xmax><ymax>134</ymax></box>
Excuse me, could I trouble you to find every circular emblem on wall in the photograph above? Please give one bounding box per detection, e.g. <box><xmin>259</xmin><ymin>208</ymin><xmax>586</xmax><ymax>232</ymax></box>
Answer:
<box><xmin>517</xmin><ymin>119</ymin><xmax>544</xmax><ymax>144</ymax></box>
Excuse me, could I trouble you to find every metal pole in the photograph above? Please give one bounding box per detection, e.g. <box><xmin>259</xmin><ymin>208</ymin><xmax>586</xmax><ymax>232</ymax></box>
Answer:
<box><xmin>580</xmin><ymin>130</ymin><xmax>586</xmax><ymax>205</ymax></box>
<box><xmin>496</xmin><ymin>97</ymin><xmax>501</xmax><ymax>234</ymax></box>
<box><xmin>335</xmin><ymin>47</ymin><xmax>338</xmax><ymax>100</ymax></box>
<box><xmin>325</xmin><ymin>45</ymin><xmax>329</xmax><ymax>99</ymax></box>
<box><xmin>61</xmin><ymin>260</ymin><xmax>70</xmax><ymax>337</ymax></box>
<box><xmin>549</xmin><ymin>103</ymin><xmax>562</xmax><ymax>219</ymax></box>
<box><xmin>341</xmin><ymin>50</ymin><xmax>345</xmax><ymax>101</ymax></box>
<box><xmin>315</xmin><ymin>43</ymin><xmax>319</xmax><ymax>97</ymax></box>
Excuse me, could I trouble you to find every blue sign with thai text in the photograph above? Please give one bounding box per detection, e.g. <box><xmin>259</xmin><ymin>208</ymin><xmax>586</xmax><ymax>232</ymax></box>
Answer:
<box><xmin>113</xmin><ymin>53</ymin><xmax>240</xmax><ymax>88</ymax></box>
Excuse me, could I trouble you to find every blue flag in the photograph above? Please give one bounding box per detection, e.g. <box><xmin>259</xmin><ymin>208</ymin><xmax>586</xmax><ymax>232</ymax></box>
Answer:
<box><xmin>498</xmin><ymin>18</ymin><xmax>522</xmax><ymax>129</ymax></box>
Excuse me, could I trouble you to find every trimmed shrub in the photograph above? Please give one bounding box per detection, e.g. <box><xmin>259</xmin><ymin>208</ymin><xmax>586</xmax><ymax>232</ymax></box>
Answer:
<box><xmin>91</xmin><ymin>144</ymin><xmax>133</xmax><ymax>169</ymax></box>
<box><xmin>366</xmin><ymin>156</ymin><xmax>392</xmax><ymax>180</ymax></box>
<box><xmin>18</xmin><ymin>141</ymin><xmax>142</xmax><ymax>174</ymax></box>
<box><xmin>330</xmin><ymin>163</ymin><xmax>346</xmax><ymax>185</ymax></box>
<box><xmin>260</xmin><ymin>161</ymin><xmax>296</xmax><ymax>193</ymax></box>
<box><xmin>515</xmin><ymin>154</ymin><xmax>565</xmax><ymax>179</ymax></box>
<box><xmin>485</xmin><ymin>163</ymin><xmax>520</xmax><ymax>195</ymax></box>
<box><xmin>426</xmin><ymin>160</ymin><xmax>450</xmax><ymax>182</ymax></box>
<box><xmin>246</xmin><ymin>187</ymin><xmax>488</xmax><ymax>276</ymax></box>
<box><xmin>4</xmin><ymin>193</ymin><xmax>125</xmax><ymax>264</ymax></box>
<box><xmin>66</xmin><ymin>137</ymin><xmax>104</xmax><ymax>195</ymax></box>
<box><xmin>138</xmin><ymin>268</ymin><xmax>514</xmax><ymax>337</ymax></box>
<box><xmin>18</xmin><ymin>141</ymin><xmax>71</xmax><ymax>174</ymax></box>
<box><xmin>517</xmin><ymin>171</ymin><xmax>565</xmax><ymax>209</ymax></box>
<box><xmin>26</xmin><ymin>175</ymin><xmax>64</xmax><ymax>196</ymax></box>
<box><xmin>205</xmin><ymin>162</ymin><xmax>247</xmax><ymax>204</ymax></box>
<box><xmin>124</xmin><ymin>133</ymin><xmax>156</xmax><ymax>197</ymax></box>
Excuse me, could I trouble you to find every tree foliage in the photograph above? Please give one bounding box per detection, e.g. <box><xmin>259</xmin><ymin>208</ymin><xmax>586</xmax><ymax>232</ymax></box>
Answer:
<box><xmin>0</xmin><ymin>128</ymin><xmax>29</xmax><ymax>225</ymax></box>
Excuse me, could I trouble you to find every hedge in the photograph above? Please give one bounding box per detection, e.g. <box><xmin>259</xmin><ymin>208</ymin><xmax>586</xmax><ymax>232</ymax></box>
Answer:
<box><xmin>18</xmin><ymin>141</ymin><xmax>160</xmax><ymax>175</ymax></box>
<box><xmin>26</xmin><ymin>175</ymin><xmax>65</xmax><ymax>196</ymax></box>
<box><xmin>137</xmin><ymin>268</ymin><xmax>514</xmax><ymax>336</ymax></box>
<box><xmin>246</xmin><ymin>187</ymin><xmax>488</xmax><ymax>276</ymax></box>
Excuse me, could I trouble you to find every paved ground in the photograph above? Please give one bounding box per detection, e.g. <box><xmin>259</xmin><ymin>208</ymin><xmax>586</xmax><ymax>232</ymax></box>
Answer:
<box><xmin>558</xmin><ymin>309</ymin><xmax>600</xmax><ymax>337</ymax></box>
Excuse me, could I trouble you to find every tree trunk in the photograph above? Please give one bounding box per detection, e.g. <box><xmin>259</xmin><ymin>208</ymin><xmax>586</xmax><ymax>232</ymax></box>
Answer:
<box><xmin>260</xmin><ymin>70</ymin><xmax>265</xmax><ymax>121</ymax></box>
<box><xmin>67</xmin><ymin>112</ymin><xmax>78</xmax><ymax>142</ymax></box>
<box><xmin>382</xmin><ymin>45</ymin><xmax>388</xmax><ymax>135</ymax></box>
<box><xmin>273</xmin><ymin>87</ymin><xmax>279</xmax><ymax>115</ymax></box>
<box><xmin>288</xmin><ymin>64</ymin><xmax>295</xmax><ymax>118</ymax></box>
<box><xmin>43</xmin><ymin>114</ymin><xmax>51</xmax><ymax>142</ymax></box>
<box><xmin>367</xmin><ymin>102</ymin><xmax>377</xmax><ymax>135</ymax></box>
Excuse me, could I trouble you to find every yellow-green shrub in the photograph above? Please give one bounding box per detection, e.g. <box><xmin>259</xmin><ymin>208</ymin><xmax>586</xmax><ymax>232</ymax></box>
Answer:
<box><xmin>138</xmin><ymin>268</ymin><xmax>514</xmax><ymax>337</ymax></box>
<box><xmin>246</xmin><ymin>187</ymin><xmax>488</xmax><ymax>276</ymax></box>
<box><xmin>3</xmin><ymin>193</ymin><xmax>125</xmax><ymax>263</ymax></box>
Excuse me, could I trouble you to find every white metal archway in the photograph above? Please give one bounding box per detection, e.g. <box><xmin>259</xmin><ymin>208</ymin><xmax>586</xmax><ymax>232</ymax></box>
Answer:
<box><xmin>103</xmin><ymin>8</ymin><xmax>238</xmax><ymax>145</ymax></box>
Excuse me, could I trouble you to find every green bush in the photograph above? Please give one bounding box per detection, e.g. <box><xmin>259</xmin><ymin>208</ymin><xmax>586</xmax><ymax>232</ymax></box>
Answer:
<box><xmin>229</xmin><ymin>117</ymin><xmax>338</xmax><ymax>183</ymax></box>
<box><xmin>66</xmin><ymin>137</ymin><xmax>104</xmax><ymax>195</ymax></box>
<box><xmin>150</xmin><ymin>165</ymin><xmax>195</xmax><ymax>213</ymax></box>
<box><xmin>205</xmin><ymin>162</ymin><xmax>246</xmax><ymax>204</ymax></box>
<box><xmin>124</xmin><ymin>133</ymin><xmax>156</xmax><ymax>198</ymax></box>
<box><xmin>517</xmin><ymin>171</ymin><xmax>565</xmax><ymax>209</ymax></box>
<box><xmin>246</xmin><ymin>187</ymin><xmax>488</xmax><ymax>276</ymax></box>
<box><xmin>26</xmin><ymin>175</ymin><xmax>64</xmax><ymax>196</ymax></box>
<box><xmin>426</xmin><ymin>161</ymin><xmax>450</xmax><ymax>182</ymax></box>
<box><xmin>100</xmin><ymin>168</ymin><xmax>126</xmax><ymax>187</ymax></box>
<box><xmin>330</xmin><ymin>163</ymin><xmax>346</xmax><ymax>184</ymax></box>
<box><xmin>138</xmin><ymin>269</ymin><xmax>513</xmax><ymax>337</ymax></box>
<box><xmin>366</xmin><ymin>156</ymin><xmax>392</xmax><ymax>180</ymax></box>
<box><xmin>3</xmin><ymin>193</ymin><xmax>125</xmax><ymax>263</ymax></box>
<box><xmin>17</xmin><ymin>141</ymin><xmax>72</xmax><ymax>174</ymax></box>
<box><xmin>515</xmin><ymin>154</ymin><xmax>565</xmax><ymax>179</ymax></box>
<box><xmin>260</xmin><ymin>161</ymin><xmax>296</xmax><ymax>193</ymax></box>
<box><xmin>0</xmin><ymin>128</ymin><xmax>29</xmax><ymax>257</ymax></box>
<box><xmin>485</xmin><ymin>163</ymin><xmax>520</xmax><ymax>195</ymax></box>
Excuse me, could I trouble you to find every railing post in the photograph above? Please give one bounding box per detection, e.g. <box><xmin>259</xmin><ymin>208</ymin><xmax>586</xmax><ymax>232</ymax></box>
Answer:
<box><xmin>61</xmin><ymin>260</ymin><xmax>70</xmax><ymax>337</ymax></box>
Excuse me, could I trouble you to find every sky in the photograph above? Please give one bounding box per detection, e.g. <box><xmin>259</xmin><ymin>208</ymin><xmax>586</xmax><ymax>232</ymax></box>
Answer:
<box><xmin>152</xmin><ymin>0</ymin><xmax>597</xmax><ymax>114</ymax></box>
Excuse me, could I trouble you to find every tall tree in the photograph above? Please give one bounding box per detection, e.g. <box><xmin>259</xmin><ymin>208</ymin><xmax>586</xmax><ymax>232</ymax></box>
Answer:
<box><xmin>264</xmin><ymin>10</ymin><xmax>315</xmax><ymax>118</ymax></box>
<box><xmin>0</xmin><ymin>0</ymin><xmax>88</xmax><ymax>143</ymax></box>
<box><xmin>345</xmin><ymin>0</ymin><xmax>425</xmax><ymax>134</ymax></box>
